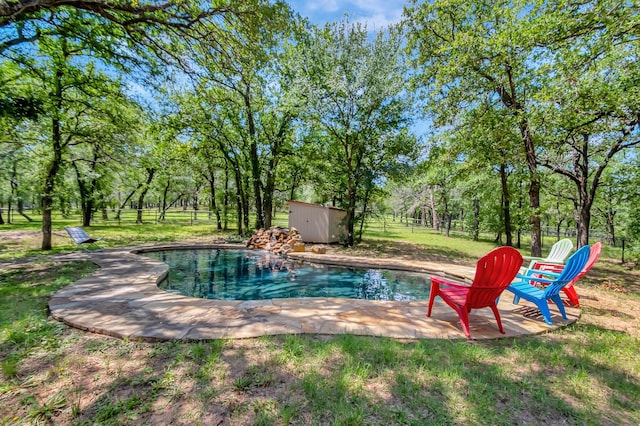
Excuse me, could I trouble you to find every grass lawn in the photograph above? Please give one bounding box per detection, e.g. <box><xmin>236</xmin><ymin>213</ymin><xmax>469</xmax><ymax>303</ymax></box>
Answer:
<box><xmin>1</xmin><ymin>218</ymin><xmax>639</xmax><ymax>424</ymax></box>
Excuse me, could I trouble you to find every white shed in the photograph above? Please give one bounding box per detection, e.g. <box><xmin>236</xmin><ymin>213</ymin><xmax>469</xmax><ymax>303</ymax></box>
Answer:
<box><xmin>288</xmin><ymin>200</ymin><xmax>347</xmax><ymax>243</ymax></box>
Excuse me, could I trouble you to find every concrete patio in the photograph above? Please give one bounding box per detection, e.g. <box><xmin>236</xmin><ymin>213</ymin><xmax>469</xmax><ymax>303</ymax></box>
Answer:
<box><xmin>47</xmin><ymin>244</ymin><xmax>580</xmax><ymax>341</ymax></box>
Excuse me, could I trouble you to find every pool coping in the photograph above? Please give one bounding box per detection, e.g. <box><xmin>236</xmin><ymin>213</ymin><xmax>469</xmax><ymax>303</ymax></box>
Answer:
<box><xmin>48</xmin><ymin>243</ymin><xmax>580</xmax><ymax>341</ymax></box>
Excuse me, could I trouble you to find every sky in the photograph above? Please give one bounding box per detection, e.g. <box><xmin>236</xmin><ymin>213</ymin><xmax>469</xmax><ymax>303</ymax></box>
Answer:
<box><xmin>287</xmin><ymin>0</ymin><xmax>407</xmax><ymax>30</ymax></box>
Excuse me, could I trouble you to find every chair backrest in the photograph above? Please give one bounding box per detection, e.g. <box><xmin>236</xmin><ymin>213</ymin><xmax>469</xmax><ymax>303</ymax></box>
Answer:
<box><xmin>467</xmin><ymin>246</ymin><xmax>523</xmax><ymax>308</ymax></box>
<box><xmin>545</xmin><ymin>238</ymin><xmax>574</xmax><ymax>263</ymax></box>
<box><xmin>568</xmin><ymin>241</ymin><xmax>602</xmax><ymax>286</ymax></box>
<box><xmin>64</xmin><ymin>226</ymin><xmax>91</xmax><ymax>243</ymax></box>
<box><xmin>543</xmin><ymin>245</ymin><xmax>591</xmax><ymax>298</ymax></box>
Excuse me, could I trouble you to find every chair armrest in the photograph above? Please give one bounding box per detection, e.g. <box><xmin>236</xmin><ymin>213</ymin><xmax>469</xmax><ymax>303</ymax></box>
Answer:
<box><xmin>522</xmin><ymin>269</ymin><xmax>560</xmax><ymax>278</ymax></box>
<box><xmin>534</xmin><ymin>260</ymin><xmax>564</xmax><ymax>265</ymax></box>
<box><xmin>431</xmin><ymin>276</ymin><xmax>470</xmax><ymax>289</ymax></box>
<box><xmin>522</xmin><ymin>256</ymin><xmax>545</xmax><ymax>262</ymax></box>
<box><xmin>532</xmin><ymin>261</ymin><xmax>564</xmax><ymax>271</ymax></box>
<box><xmin>533</xmin><ymin>270</ymin><xmax>560</xmax><ymax>278</ymax></box>
<box><xmin>515</xmin><ymin>274</ymin><xmax>554</xmax><ymax>284</ymax></box>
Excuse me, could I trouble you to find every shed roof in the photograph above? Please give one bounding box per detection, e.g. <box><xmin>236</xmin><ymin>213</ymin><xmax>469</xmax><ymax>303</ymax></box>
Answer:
<box><xmin>288</xmin><ymin>200</ymin><xmax>346</xmax><ymax>212</ymax></box>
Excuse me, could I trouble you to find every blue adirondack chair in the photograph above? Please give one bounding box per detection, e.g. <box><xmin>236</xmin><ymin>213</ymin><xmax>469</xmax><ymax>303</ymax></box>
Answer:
<box><xmin>506</xmin><ymin>245</ymin><xmax>591</xmax><ymax>325</ymax></box>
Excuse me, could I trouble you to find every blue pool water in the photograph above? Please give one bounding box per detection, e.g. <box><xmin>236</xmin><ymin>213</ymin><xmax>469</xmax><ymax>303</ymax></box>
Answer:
<box><xmin>143</xmin><ymin>249</ymin><xmax>432</xmax><ymax>301</ymax></box>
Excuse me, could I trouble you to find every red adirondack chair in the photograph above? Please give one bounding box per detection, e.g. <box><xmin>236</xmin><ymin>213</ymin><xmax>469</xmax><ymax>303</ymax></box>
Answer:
<box><xmin>427</xmin><ymin>246</ymin><xmax>523</xmax><ymax>339</ymax></box>
<box><xmin>528</xmin><ymin>241</ymin><xmax>602</xmax><ymax>307</ymax></box>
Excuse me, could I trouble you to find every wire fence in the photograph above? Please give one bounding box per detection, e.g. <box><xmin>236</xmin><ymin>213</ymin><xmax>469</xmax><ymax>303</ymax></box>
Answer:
<box><xmin>0</xmin><ymin>207</ymin><xmax>290</xmax><ymax>228</ymax></box>
<box><xmin>1</xmin><ymin>207</ymin><xmax>634</xmax><ymax>262</ymax></box>
<box><xmin>361</xmin><ymin>215</ymin><xmax>634</xmax><ymax>263</ymax></box>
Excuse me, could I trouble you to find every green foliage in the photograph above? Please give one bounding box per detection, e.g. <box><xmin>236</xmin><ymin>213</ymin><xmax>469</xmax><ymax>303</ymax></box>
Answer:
<box><xmin>296</xmin><ymin>17</ymin><xmax>418</xmax><ymax>245</ymax></box>
<box><xmin>403</xmin><ymin>0</ymin><xmax>640</xmax><ymax>250</ymax></box>
<box><xmin>1</xmin><ymin>0</ymin><xmax>638</xmax><ymax>258</ymax></box>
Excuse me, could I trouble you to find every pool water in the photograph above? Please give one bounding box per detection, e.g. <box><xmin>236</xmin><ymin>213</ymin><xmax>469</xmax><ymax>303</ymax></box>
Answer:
<box><xmin>144</xmin><ymin>249</ymin><xmax>432</xmax><ymax>301</ymax></box>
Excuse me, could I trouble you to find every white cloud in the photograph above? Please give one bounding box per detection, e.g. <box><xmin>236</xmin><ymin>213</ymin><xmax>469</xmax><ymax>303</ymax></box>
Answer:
<box><xmin>353</xmin><ymin>0</ymin><xmax>405</xmax><ymax>29</ymax></box>
<box><xmin>289</xmin><ymin>0</ymin><xmax>405</xmax><ymax>28</ymax></box>
<box><xmin>305</xmin><ymin>0</ymin><xmax>341</xmax><ymax>13</ymax></box>
<box><xmin>354</xmin><ymin>13</ymin><xmax>401</xmax><ymax>31</ymax></box>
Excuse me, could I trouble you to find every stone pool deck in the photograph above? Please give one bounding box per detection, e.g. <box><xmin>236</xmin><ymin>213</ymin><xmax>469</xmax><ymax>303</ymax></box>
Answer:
<box><xmin>47</xmin><ymin>244</ymin><xmax>580</xmax><ymax>341</ymax></box>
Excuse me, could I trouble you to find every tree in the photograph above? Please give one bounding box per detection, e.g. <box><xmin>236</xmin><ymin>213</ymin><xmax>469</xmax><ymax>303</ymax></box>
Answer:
<box><xmin>68</xmin><ymin>84</ymin><xmax>142</xmax><ymax>226</ymax></box>
<box><xmin>184</xmin><ymin>1</ymin><xmax>301</xmax><ymax>230</ymax></box>
<box><xmin>405</xmin><ymin>0</ymin><xmax>547</xmax><ymax>255</ymax></box>
<box><xmin>405</xmin><ymin>0</ymin><xmax>640</xmax><ymax>253</ymax></box>
<box><xmin>298</xmin><ymin>18</ymin><xmax>416</xmax><ymax>246</ymax></box>
<box><xmin>439</xmin><ymin>104</ymin><xmax>524</xmax><ymax>245</ymax></box>
<box><xmin>1</xmin><ymin>0</ymin><xmax>245</xmax><ymax>59</ymax></box>
<box><xmin>534</xmin><ymin>1</ymin><xmax>640</xmax><ymax>247</ymax></box>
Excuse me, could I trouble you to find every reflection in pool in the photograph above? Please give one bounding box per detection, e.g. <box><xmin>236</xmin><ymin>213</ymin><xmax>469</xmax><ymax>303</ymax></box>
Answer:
<box><xmin>143</xmin><ymin>249</ymin><xmax>432</xmax><ymax>301</ymax></box>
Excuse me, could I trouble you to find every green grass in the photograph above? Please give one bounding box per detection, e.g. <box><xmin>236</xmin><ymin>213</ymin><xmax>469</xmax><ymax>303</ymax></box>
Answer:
<box><xmin>0</xmin><ymin>211</ymin><xmax>239</xmax><ymax>260</ymax></box>
<box><xmin>0</xmin><ymin>260</ymin><xmax>97</xmax><ymax>378</ymax></box>
<box><xmin>1</xmin><ymin>216</ymin><xmax>639</xmax><ymax>424</ymax></box>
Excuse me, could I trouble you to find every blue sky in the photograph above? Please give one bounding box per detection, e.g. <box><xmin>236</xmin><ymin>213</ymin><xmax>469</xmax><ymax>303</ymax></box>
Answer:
<box><xmin>287</xmin><ymin>0</ymin><xmax>406</xmax><ymax>29</ymax></box>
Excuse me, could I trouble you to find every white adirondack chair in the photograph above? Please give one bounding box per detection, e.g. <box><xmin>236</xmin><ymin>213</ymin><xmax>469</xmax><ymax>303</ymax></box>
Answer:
<box><xmin>522</xmin><ymin>238</ymin><xmax>573</xmax><ymax>271</ymax></box>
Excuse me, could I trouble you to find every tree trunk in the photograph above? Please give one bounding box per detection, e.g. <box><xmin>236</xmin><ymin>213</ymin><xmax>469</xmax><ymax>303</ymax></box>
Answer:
<box><xmin>345</xmin><ymin>205</ymin><xmax>356</xmax><ymax>246</ymax></box>
<box><xmin>208</xmin><ymin>170</ymin><xmax>222</xmax><ymax>231</ymax></box>
<box><xmin>263</xmin><ymin>168</ymin><xmax>276</xmax><ymax>229</ymax></box>
<box><xmin>263</xmin><ymin>113</ymin><xmax>290</xmax><ymax>229</ymax></box>
<box><xmin>243</xmin><ymin>88</ymin><xmax>264</xmax><ymax>230</ymax></box>
<box><xmin>11</xmin><ymin>162</ymin><xmax>33</xmax><ymax>222</ymax></box>
<box><xmin>357</xmin><ymin>179</ymin><xmax>374</xmax><ymax>243</ymax></box>
<box><xmin>115</xmin><ymin>184</ymin><xmax>141</xmax><ymax>220</ymax></box>
<box><xmin>223</xmin><ymin>163</ymin><xmax>229</xmax><ymax>231</ymax></box>
<box><xmin>193</xmin><ymin>194</ymin><xmax>199</xmax><ymax>221</ymax></box>
<box><xmin>442</xmin><ymin>195</ymin><xmax>450</xmax><ymax>237</ymax></box>
<box><xmin>520</xmin><ymin>119</ymin><xmax>542</xmax><ymax>256</ymax></box>
<box><xmin>228</xmin><ymin>160</ymin><xmax>244</xmax><ymax>235</ymax></box>
<box><xmin>576</xmin><ymin>203</ymin><xmax>591</xmax><ymax>248</ymax></box>
<box><xmin>159</xmin><ymin>177</ymin><xmax>171</xmax><ymax>221</ymax></box>
<box><xmin>42</xmin><ymin>58</ymin><xmax>66</xmax><ymax>250</ymax></box>
<box><xmin>73</xmin><ymin>162</ymin><xmax>92</xmax><ymax>227</ymax></box>
<box><xmin>136</xmin><ymin>168</ymin><xmax>155</xmax><ymax>224</ymax></box>
<box><xmin>429</xmin><ymin>187</ymin><xmax>439</xmax><ymax>231</ymax></box>
<box><xmin>555</xmin><ymin>218</ymin><xmax>564</xmax><ymax>241</ymax></box>
<box><xmin>499</xmin><ymin>163</ymin><xmax>513</xmax><ymax>246</ymax></box>
<box><xmin>343</xmin><ymin>176</ymin><xmax>358</xmax><ymax>246</ymax></box>
<box><xmin>494</xmin><ymin>69</ymin><xmax>541</xmax><ymax>256</ymax></box>
<box><xmin>242</xmin><ymin>174</ymin><xmax>250</xmax><ymax>233</ymax></box>
<box><xmin>42</xmin><ymin>123</ymin><xmax>63</xmax><ymax>250</ymax></box>
<box><xmin>602</xmin><ymin>207</ymin><xmax>616</xmax><ymax>246</ymax></box>
<box><xmin>7</xmin><ymin>196</ymin><xmax>12</xmax><ymax>224</ymax></box>
<box><xmin>82</xmin><ymin>199</ymin><xmax>93</xmax><ymax>227</ymax></box>
<box><xmin>472</xmin><ymin>197</ymin><xmax>480</xmax><ymax>241</ymax></box>
<box><xmin>289</xmin><ymin>168</ymin><xmax>303</xmax><ymax>202</ymax></box>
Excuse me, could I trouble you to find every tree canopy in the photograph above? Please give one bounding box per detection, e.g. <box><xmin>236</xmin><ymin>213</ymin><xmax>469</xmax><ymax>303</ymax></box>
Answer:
<box><xmin>1</xmin><ymin>0</ymin><xmax>639</xmax><ymax>256</ymax></box>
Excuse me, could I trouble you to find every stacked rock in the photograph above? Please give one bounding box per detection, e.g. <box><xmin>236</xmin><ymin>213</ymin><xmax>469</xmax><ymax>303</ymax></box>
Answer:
<box><xmin>246</xmin><ymin>226</ymin><xmax>304</xmax><ymax>254</ymax></box>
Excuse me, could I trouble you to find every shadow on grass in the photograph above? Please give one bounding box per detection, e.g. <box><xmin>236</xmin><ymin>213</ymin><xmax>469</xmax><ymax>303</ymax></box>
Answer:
<box><xmin>4</xmin><ymin>321</ymin><xmax>639</xmax><ymax>424</ymax></box>
<box><xmin>284</xmin><ymin>327</ymin><xmax>640</xmax><ymax>424</ymax></box>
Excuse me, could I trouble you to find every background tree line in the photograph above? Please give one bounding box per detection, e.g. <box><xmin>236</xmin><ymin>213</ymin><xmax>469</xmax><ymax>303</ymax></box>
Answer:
<box><xmin>1</xmin><ymin>0</ymin><xmax>639</xmax><ymax>258</ymax></box>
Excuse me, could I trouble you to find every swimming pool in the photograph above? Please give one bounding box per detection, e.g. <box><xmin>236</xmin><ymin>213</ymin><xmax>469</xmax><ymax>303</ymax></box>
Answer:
<box><xmin>143</xmin><ymin>249</ymin><xmax>432</xmax><ymax>301</ymax></box>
